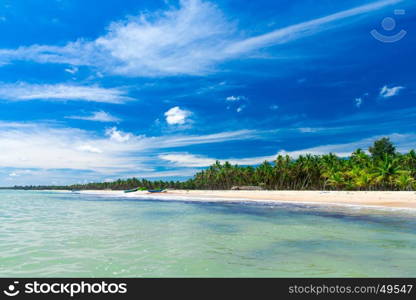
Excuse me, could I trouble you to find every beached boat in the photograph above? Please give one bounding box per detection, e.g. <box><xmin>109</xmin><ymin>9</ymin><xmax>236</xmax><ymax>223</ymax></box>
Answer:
<box><xmin>147</xmin><ymin>189</ymin><xmax>166</xmax><ymax>193</ymax></box>
<box><xmin>231</xmin><ymin>186</ymin><xmax>263</xmax><ymax>190</ymax></box>
<box><xmin>124</xmin><ymin>187</ymin><xmax>139</xmax><ymax>193</ymax></box>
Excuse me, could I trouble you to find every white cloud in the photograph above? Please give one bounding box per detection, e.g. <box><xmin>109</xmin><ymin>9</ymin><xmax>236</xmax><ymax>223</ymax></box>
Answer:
<box><xmin>380</xmin><ymin>85</ymin><xmax>404</xmax><ymax>98</ymax></box>
<box><xmin>224</xmin><ymin>0</ymin><xmax>403</xmax><ymax>55</ymax></box>
<box><xmin>0</xmin><ymin>83</ymin><xmax>133</xmax><ymax>103</ymax></box>
<box><xmin>0</xmin><ymin>0</ymin><xmax>233</xmax><ymax>76</ymax></box>
<box><xmin>279</xmin><ymin>133</ymin><xmax>416</xmax><ymax>158</ymax></box>
<box><xmin>67</xmin><ymin>111</ymin><xmax>120</xmax><ymax>122</ymax></box>
<box><xmin>65</xmin><ymin>66</ymin><xmax>79</xmax><ymax>74</ymax></box>
<box><xmin>164</xmin><ymin>106</ymin><xmax>191</xmax><ymax>125</ymax></box>
<box><xmin>0</xmin><ymin>40</ymin><xmax>97</xmax><ymax>67</ymax></box>
<box><xmin>159</xmin><ymin>153</ymin><xmax>216</xmax><ymax>167</ymax></box>
<box><xmin>0</xmin><ymin>0</ymin><xmax>400</xmax><ymax>77</ymax></box>
<box><xmin>5</xmin><ymin>169</ymin><xmax>35</xmax><ymax>179</ymax></box>
<box><xmin>154</xmin><ymin>129</ymin><xmax>258</xmax><ymax>148</ymax></box>
<box><xmin>160</xmin><ymin>133</ymin><xmax>416</xmax><ymax>167</ymax></box>
<box><xmin>0</xmin><ymin>121</ymin><xmax>36</xmax><ymax>128</ymax></box>
<box><xmin>355</xmin><ymin>97</ymin><xmax>363</xmax><ymax>108</ymax></box>
<box><xmin>0</xmin><ymin>122</ymin><xmax>260</xmax><ymax>173</ymax></box>
<box><xmin>93</xmin><ymin>0</ymin><xmax>234</xmax><ymax>76</ymax></box>
<box><xmin>226</xmin><ymin>95</ymin><xmax>246</xmax><ymax>102</ymax></box>
<box><xmin>77</xmin><ymin>145</ymin><xmax>103</xmax><ymax>154</ymax></box>
<box><xmin>0</xmin><ymin>124</ymin><xmax>135</xmax><ymax>172</ymax></box>
<box><xmin>105</xmin><ymin>127</ymin><xmax>132</xmax><ymax>142</ymax></box>
<box><xmin>236</xmin><ymin>105</ymin><xmax>245</xmax><ymax>113</ymax></box>
<box><xmin>160</xmin><ymin>152</ymin><xmax>278</xmax><ymax>167</ymax></box>
<box><xmin>298</xmin><ymin>127</ymin><xmax>319</xmax><ymax>133</ymax></box>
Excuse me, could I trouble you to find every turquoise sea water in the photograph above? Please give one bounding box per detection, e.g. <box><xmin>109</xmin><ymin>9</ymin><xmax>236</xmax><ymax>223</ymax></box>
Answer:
<box><xmin>0</xmin><ymin>190</ymin><xmax>416</xmax><ymax>277</ymax></box>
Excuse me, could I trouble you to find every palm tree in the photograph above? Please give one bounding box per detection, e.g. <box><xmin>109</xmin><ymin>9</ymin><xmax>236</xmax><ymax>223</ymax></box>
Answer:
<box><xmin>372</xmin><ymin>154</ymin><xmax>400</xmax><ymax>189</ymax></box>
<box><xmin>353</xmin><ymin>170</ymin><xmax>375</xmax><ymax>190</ymax></box>
<box><xmin>326</xmin><ymin>171</ymin><xmax>346</xmax><ymax>190</ymax></box>
<box><xmin>394</xmin><ymin>171</ymin><xmax>415</xmax><ymax>191</ymax></box>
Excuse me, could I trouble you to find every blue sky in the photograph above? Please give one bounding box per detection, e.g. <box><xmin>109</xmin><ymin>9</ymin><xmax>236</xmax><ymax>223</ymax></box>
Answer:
<box><xmin>0</xmin><ymin>0</ymin><xmax>415</xmax><ymax>186</ymax></box>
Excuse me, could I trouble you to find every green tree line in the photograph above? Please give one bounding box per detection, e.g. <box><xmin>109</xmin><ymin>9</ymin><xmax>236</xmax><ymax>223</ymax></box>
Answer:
<box><xmin>7</xmin><ymin>138</ymin><xmax>416</xmax><ymax>191</ymax></box>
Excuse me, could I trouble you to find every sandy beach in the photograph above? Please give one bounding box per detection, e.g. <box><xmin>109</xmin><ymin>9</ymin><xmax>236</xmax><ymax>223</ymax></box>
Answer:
<box><xmin>75</xmin><ymin>189</ymin><xmax>416</xmax><ymax>210</ymax></box>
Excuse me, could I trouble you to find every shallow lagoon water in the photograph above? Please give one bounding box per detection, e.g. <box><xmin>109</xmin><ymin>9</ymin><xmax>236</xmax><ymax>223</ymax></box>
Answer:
<box><xmin>0</xmin><ymin>190</ymin><xmax>415</xmax><ymax>277</ymax></box>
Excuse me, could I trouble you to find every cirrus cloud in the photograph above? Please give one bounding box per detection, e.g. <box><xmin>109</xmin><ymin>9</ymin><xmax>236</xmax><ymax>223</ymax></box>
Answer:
<box><xmin>66</xmin><ymin>111</ymin><xmax>121</xmax><ymax>122</ymax></box>
<box><xmin>0</xmin><ymin>82</ymin><xmax>133</xmax><ymax>103</ymax></box>
<box><xmin>0</xmin><ymin>0</ymin><xmax>402</xmax><ymax>77</ymax></box>
<box><xmin>226</xmin><ymin>95</ymin><xmax>246</xmax><ymax>102</ymax></box>
<box><xmin>379</xmin><ymin>85</ymin><xmax>405</xmax><ymax>98</ymax></box>
<box><xmin>160</xmin><ymin>133</ymin><xmax>416</xmax><ymax>167</ymax></box>
<box><xmin>0</xmin><ymin>122</ymin><xmax>260</xmax><ymax>175</ymax></box>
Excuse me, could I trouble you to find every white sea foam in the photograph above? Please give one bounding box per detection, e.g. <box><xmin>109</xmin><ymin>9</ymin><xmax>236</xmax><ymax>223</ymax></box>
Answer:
<box><xmin>72</xmin><ymin>190</ymin><xmax>416</xmax><ymax>216</ymax></box>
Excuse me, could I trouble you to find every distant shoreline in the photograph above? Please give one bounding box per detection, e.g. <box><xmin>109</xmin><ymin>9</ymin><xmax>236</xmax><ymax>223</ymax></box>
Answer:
<box><xmin>57</xmin><ymin>189</ymin><xmax>416</xmax><ymax>210</ymax></box>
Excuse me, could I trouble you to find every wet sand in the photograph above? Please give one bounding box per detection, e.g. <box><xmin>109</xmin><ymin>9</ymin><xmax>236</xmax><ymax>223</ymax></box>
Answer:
<box><xmin>75</xmin><ymin>190</ymin><xmax>416</xmax><ymax>209</ymax></box>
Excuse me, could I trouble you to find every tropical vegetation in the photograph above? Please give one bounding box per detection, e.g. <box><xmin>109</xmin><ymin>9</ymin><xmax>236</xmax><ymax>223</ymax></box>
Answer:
<box><xmin>7</xmin><ymin>138</ymin><xmax>416</xmax><ymax>191</ymax></box>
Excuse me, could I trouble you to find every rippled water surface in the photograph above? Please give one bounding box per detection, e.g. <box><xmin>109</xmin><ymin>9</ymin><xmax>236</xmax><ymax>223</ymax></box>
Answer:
<box><xmin>1</xmin><ymin>190</ymin><xmax>416</xmax><ymax>277</ymax></box>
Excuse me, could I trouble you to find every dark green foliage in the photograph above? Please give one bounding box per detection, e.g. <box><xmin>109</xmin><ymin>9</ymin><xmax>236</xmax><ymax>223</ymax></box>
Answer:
<box><xmin>369</xmin><ymin>137</ymin><xmax>396</xmax><ymax>159</ymax></box>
